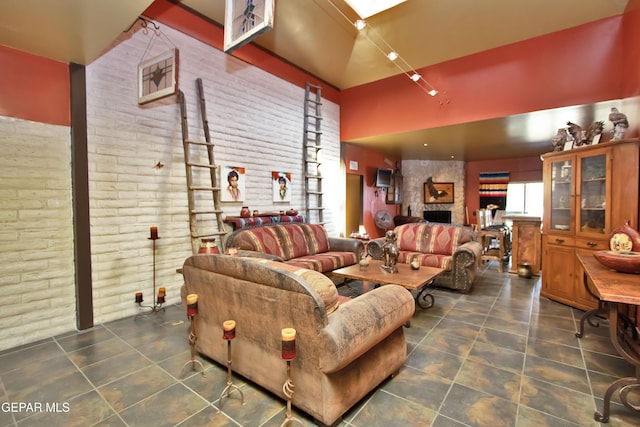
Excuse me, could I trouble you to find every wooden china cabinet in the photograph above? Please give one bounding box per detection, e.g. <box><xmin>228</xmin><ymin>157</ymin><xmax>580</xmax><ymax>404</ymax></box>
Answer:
<box><xmin>541</xmin><ymin>140</ymin><xmax>639</xmax><ymax>311</ymax></box>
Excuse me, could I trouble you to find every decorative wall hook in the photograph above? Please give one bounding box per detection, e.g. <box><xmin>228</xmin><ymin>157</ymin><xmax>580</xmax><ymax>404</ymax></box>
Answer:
<box><xmin>125</xmin><ymin>16</ymin><xmax>160</xmax><ymax>34</ymax></box>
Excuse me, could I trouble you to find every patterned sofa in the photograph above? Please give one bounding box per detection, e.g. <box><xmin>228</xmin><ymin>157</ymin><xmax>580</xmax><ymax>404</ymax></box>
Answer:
<box><xmin>224</xmin><ymin>223</ymin><xmax>362</xmax><ymax>279</ymax></box>
<box><xmin>368</xmin><ymin>222</ymin><xmax>483</xmax><ymax>293</ymax></box>
<box><xmin>181</xmin><ymin>255</ymin><xmax>415</xmax><ymax>426</ymax></box>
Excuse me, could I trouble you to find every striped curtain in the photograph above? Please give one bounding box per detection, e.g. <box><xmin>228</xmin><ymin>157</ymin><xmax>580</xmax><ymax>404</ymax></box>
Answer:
<box><xmin>479</xmin><ymin>172</ymin><xmax>509</xmax><ymax>210</ymax></box>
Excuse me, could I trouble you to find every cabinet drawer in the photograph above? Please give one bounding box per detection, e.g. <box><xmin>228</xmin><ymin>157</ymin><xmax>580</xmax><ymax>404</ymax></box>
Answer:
<box><xmin>543</xmin><ymin>234</ymin><xmax>575</xmax><ymax>246</ymax></box>
<box><xmin>575</xmin><ymin>237</ymin><xmax>609</xmax><ymax>250</ymax></box>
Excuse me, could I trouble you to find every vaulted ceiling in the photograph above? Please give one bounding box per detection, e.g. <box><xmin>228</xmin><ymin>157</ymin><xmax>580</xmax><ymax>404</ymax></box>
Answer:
<box><xmin>0</xmin><ymin>0</ymin><xmax>630</xmax><ymax>160</ymax></box>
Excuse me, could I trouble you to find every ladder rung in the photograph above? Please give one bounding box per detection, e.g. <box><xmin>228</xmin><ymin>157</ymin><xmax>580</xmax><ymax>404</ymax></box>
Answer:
<box><xmin>305</xmin><ymin>144</ymin><xmax>322</xmax><ymax>149</ymax></box>
<box><xmin>305</xmin><ymin>130</ymin><xmax>322</xmax><ymax>135</ymax></box>
<box><xmin>306</xmin><ymin>207</ymin><xmax>325</xmax><ymax>211</ymax></box>
<box><xmin>305</xmin><ymin>114</ymin><xmax>323</xmax><ymax>120</ymax></box>
<box><xmin>305</xmin><ymin>98</ymin><xmax>322</xmax><ymax>105</ymax></box>
<box><xmin>191</xmin><ymin>209</ymin><xmax>224</xmax><ymax>215</ymax></box>
<box><xmin>186</xmin><ymin>140</ymin><xmax>215</xmax><ymax>147</ymax></box>
<box><xmin>305</xmin><ymin>175</ymin><xmax>323</xmax><ymax>179</ymax></box>
<box><xmin>305</xmin><ymin>159</ymin><xmax>320</xmax><ymax>164</ymax></box>
<box><xmin>187</xmin><ymin>162</ymin><xmax>217</xmax><ymax>169</ymax></box>
<box><xmin>306</xmin><ymin>191</ymin><xmax>323</xmax><ymax>195</ymax></box>
<box><xmin>189</xmin><ymin>186</ymin><xmax>221</xmax><ymax>191</ymax></box>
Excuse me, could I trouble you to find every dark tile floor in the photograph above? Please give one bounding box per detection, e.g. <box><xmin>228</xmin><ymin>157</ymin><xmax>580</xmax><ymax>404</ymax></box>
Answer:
<box><xmin>1</xmin><ymin>261</ymin><xmax>639</xmax><ymax>426</ymax></box>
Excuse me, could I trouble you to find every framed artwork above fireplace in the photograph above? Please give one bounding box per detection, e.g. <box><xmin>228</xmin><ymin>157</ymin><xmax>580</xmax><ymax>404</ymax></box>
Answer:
<box><xmin>424</xmin><ymin>181</ymin><xmax>454</xmax><ymax>204</ymax></box>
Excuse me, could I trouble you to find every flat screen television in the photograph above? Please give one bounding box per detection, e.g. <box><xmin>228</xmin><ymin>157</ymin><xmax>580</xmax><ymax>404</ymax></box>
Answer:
<box><xmin>375</xmin><ymin>168</ymin><xmax>393</xmax><ymax>188</ymax></box>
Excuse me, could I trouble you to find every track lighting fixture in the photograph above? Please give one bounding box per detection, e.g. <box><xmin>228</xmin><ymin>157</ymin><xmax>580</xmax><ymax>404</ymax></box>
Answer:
<box><xmin>328</xmin><ymin>1</ymin><xmax>439</xmax><ymax>98</ymax></box>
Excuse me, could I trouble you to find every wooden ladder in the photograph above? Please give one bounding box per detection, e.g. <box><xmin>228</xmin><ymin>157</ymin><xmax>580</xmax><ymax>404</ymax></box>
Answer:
<box><xmin>303</xmin><ymin>82</ymin><xmax>324</xmax><ymax>225</ymax></box>
<box><xmin>179</xmin><ymin>78</ymin><xmax>227</xmax><ymax>254</ymax></box>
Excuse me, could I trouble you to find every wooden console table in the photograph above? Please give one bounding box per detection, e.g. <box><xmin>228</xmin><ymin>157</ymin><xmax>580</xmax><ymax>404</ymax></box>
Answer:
<box><xmin>575</xmin><ymin>254</ymin><xmax>640</xmax><ymax>423</ymax></box>
<box><xmin>504</xmin><ymin>215</ymin><xmax>541</xmax><ymax>275</ymax></box>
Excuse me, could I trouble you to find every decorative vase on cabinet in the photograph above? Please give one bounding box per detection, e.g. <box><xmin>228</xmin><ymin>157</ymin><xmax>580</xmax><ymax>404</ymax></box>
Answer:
<box><xmin>541</xmin><ymin>140</ymin><xmax>639</xmax><ymax>311</ymax></box>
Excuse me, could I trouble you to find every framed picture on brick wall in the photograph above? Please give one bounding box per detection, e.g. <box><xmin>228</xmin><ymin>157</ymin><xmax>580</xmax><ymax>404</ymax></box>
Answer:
<box><xmin>221</xmin><ymin>165</ymin><xmax>246</xmax><ymax>202</ymax></box>
<box><xmin>272</xmin><ymin>171</ymin><xmax>291</xmax><ymax>202</ymax></box>
<box><xmin>137</xmin><ymin>48</ymin><xmax>179</xmax><ymax>104</ymax></box>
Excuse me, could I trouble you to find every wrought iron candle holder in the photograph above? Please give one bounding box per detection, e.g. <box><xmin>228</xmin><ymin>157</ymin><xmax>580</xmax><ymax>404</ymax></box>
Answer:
<box><xmin>181</xmin><ymin>294</ymin><xmax>205</xmax><ymax>377</ymax></box>
<box><xmin>281</xmin><ymin>328</ymin><xmax>303</xmax><ymax>427</ymax></box>
<box><xmin>218</xmin><ymin>320</ymin><xmax>245</xmax><ymax>410</ymax></box>
<box><xmin>135</xmin><ymin>227</ymin><xmax>165</xmax><ymax>319</ymax></box>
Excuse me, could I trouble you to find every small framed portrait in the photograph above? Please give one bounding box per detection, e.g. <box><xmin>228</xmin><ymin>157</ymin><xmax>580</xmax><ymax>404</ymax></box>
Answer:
<box><xmin>272</xmin><ymin>171</ymin><xmax>291</xmax><ymax>202</ymax></box>
<box><xmin>424</xmin><ymin>181</ymin><xmax>454</xmax><ymax>204</ymax></box>
<box><xmin>221</xmin><ymin>165</ymin><xmax>246</xmax><ymax>202</ymax></box>
<box><xmin>563</xmin><ymin>140</ymin><xmax>574</xmax><ymax>151</ymax></box>
<box><xmin>224</xmin><ymin>0</ymin><xmax>275</xmax><ymax>53</ymax></box>
<box><xmin>137</xmin><ymin>48</ymin><xmax>179</xmax><ymax>104</ymax></box>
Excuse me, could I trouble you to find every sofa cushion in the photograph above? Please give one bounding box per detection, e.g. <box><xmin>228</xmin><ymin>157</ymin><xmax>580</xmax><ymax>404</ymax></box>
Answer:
<box><xmin>398</xmin><ymin>251</ymin><xmax>452</xmax><ymax>270</ymax></box>
<box><xmin>396</xmin><ymin>223</ymin><xmax>471</xmax><ymax>256</ymax></box>
<box><xmin>278</xmin><ymin>223</ymin><xmax>312</xmax><ymax>259</ymax></box>
<box><xmin>232</xmin><ymin>225</ymin><xmax>289</xmax><ymax>259</ymax></box>
<box><xmin>285</xmin><ymin>251</ymin><xmax>358</xmax><ymax>274</ymax></box>
<box><xmin>426</xmin><ymin>224</ymin><xmax>466</xmax><ymax>255</ymax></box>
<box><xmin>299</xmin><ymin>224</ymin><xmax>331</xmax><ymax>255</ymax></box>
<box><xmin>396</xmin><ymin>223</ymin><xmax>432</xmax><ymax>253</ymax></box>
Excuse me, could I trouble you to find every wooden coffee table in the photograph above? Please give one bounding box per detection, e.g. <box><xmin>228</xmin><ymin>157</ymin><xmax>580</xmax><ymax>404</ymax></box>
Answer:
<box><xmin>332</xmin><ymin>260</ymin><xmax>444</xmax><ymax>309</ymax></box>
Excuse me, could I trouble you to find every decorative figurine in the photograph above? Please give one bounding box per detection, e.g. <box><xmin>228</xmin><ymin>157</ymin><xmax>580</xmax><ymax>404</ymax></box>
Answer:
<box><xmin>551</xmin><ymin>128</ymin><xmax>568</xmax><ymax>151</ymax></box>
<box><xmin>566</xmin><ymin>121</ymin><xmax>584</xmax><ymax>146</ymax></box>
<box><xmin>381</xmin><ymin>230</ymin><xmax>399</xmax><ymax>273</ymax></box>
<box><xmin>585</xmin><ymin>121</ymin><xmax>604</xmax><ymax>144</ymax></box>
<box><xmin>609</xmin><ymin>107</ymin><xmax>629</xmax><ymax>140</ymax></box>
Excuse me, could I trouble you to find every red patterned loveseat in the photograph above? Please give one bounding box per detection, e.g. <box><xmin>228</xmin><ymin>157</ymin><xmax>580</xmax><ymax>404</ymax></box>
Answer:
<box><xmin>224</xmin><ymin>223</ymin><xmax>363</xmax><ymax>279</ymax></box>
<box><xmin>368</xmin><ymin>222</ymin><xmax>483</xmax><ymax>293</ymax></box>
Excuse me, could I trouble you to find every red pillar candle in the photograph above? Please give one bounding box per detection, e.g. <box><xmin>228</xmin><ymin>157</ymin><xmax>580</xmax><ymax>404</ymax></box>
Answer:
<box><xmin>281</xmin><ymin>328</ymin><xmax>296</xmax><ymax>360</ymax></box>
<box><xmin>186</xmin><ymin>294</ymin><xmax>198</xmax><ymax>317</ymax></box>
<box><xmin>157</xmin><ymin>287</ymin><xmax>166</xmax><ymax>304</ymax></box>
<box><xmin>150</xmin><ymin>226</ymin><xmax>158</xmax><ymax>239</ymax></box>
<box><xmin>223</xmin><ymin>320</ymin><xmax>236</xmax><ymax>340</ymax></box>
<box><xmin>135</xmin><ymin>292</ymin><xmax>143</xmax><ymax>303</ymax></box>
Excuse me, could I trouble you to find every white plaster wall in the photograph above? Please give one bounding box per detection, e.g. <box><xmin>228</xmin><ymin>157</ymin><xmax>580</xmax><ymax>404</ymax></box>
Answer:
<box><xmin>402</xmin><ymin>159</ymin><xmax>466</xmax><ymax>224</ymax></box>
<box><xmin>0</xmin><ymin>116</ymin><xmax>76</xmax><ymax>350</ymax></box>
<box><xmin>86</xmin><ymin>24</ymin><xmax>342</xmax><ymax>324</ymax></box>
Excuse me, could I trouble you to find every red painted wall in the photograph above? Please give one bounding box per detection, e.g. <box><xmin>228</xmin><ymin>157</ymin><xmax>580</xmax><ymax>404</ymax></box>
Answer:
<box><xmin>344</xmin><ymin>143</ymin><xmax>400</xmax><ymax>238</ymax></box>
<box><xmin>340</xmin><ymin>16</ymin><xmax>624</xmax><ymax>141</ymax></box>
<box><xmin>623</xmin><ymin>0</ymin><xmax>640</xmax><ymax>97</ymax></box>
<box><xmin>0</xmin><ymin>45</ymin><xmax>70</xmax><ymax>126</ymax></box>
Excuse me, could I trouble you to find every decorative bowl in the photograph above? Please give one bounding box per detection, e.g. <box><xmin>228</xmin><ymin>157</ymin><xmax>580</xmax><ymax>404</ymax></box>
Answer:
<box><xmin>592</xmin><ymin>250</ymin><xmax>640</xmax><ymax>274</ymax></box>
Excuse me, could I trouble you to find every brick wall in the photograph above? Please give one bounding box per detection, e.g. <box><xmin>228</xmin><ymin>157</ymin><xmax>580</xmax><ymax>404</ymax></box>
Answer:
<box><xmin>85</xmin><ymin>26</ymin><xmax>341</xmax><ymax>325</ymax></box>
<box><xmin>0</xmin><ymin>24</ymin><xmax>341</xmax><ymax>350</ymax></box>
<box><xmin>0</xmin><ymin>116</ymin><xmax>76</xmax><ymax>350</ymax></box>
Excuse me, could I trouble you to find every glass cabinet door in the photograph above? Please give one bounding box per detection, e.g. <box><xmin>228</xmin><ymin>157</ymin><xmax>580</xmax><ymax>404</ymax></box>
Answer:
<box><xmin>549</xmin><ymin>158</ymin><xmax>573</xmax><ymax>232</ymax></box>
<box><xmin>577</xmin><ymin>153</ymin><xmax>608</xmax><ymax>235</ymax></box>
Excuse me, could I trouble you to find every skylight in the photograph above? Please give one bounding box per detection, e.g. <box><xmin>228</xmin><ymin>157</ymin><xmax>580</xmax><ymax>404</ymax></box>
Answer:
<box><xmin>344</xmin><ymin>0</ymin><xmax>407</xmax><ymax>19</ymax></box>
